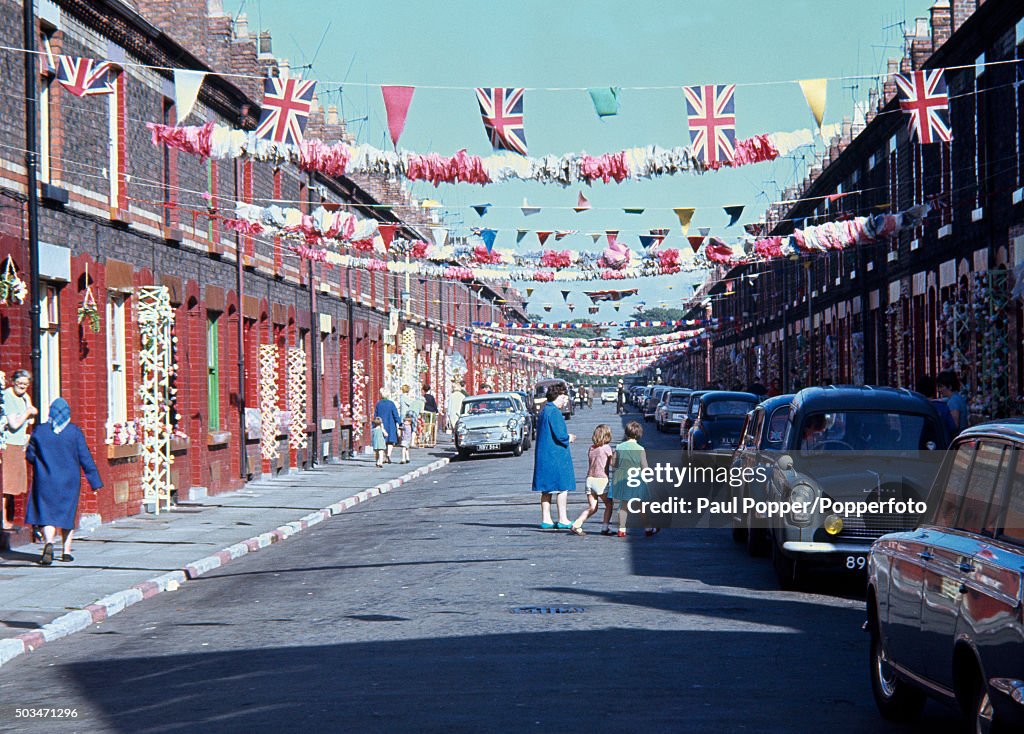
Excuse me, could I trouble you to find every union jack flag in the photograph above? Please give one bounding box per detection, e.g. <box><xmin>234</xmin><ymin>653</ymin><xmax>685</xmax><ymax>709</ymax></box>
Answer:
<box><xmin>895</xmin><ymin>69</ymin><xmax>952</xmax><ymax>144</ymax></box>
<box><xmin>255</xmin><ymin>77</ymin><xmax>317</xmax><ymax>146</ymax></box>
<box><xmin>55</xmin><ymin>56</ymin><xmax>114</xmax><ymax>97</ymax></box>
<box><xmin>683</xmin><ymin>84</ymin><xmax>736</xmax><ymax>165</ymax></box>
<box><xmin>475</xmin><ymin>87</ymin><xmax>528</xmax><ymax>156</ymax></box>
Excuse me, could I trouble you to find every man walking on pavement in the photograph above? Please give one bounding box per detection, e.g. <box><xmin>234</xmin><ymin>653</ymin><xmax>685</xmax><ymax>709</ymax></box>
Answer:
<box><xmin>616</xmin><ymin>379</ymin><xmax>626</xmax><ymax>415</ymax></box>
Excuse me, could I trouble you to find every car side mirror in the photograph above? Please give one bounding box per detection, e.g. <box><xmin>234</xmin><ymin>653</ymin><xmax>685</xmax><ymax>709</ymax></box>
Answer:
<box><xmin>777</xmin><ymin>454</ymin><xmax>794</xmax><ymax>471</ymax></box>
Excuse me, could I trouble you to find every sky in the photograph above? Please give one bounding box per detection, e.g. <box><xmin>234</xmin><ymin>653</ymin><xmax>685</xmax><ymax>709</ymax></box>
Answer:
<box><xmin>227</xmin><ymin>0</ymin><xmax>932</xmax><ymax>322</ymax></box>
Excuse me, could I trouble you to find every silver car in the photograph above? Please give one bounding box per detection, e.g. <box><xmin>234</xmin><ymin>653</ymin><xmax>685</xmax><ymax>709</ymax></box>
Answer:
<box><xmin>454</xmin><ymin>393</ymin><xmax>531</xmax><ymax>459</ymax></box>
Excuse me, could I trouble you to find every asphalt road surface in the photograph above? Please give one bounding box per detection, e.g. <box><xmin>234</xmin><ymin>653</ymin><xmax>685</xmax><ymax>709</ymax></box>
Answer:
<box><xmin>0</xmin><ymin>402</ymin><xmax>964</xmax><ymax>733</ymax></box>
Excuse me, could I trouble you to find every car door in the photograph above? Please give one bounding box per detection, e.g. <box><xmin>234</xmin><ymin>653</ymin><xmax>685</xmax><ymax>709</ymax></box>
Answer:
<box><xmin>919</xmin><ymin>440</ymin><xmax>1010</xmax><ymax>688</ymax></box>
<box><xmin>884</xmin><ymin>441</ymin><xmax>975</xmax><ymax>674</ymax></box>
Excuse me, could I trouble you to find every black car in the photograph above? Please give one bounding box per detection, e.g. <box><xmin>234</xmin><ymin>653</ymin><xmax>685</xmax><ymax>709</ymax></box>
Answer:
<box><xmin>514</xmin><ymin>390</ymin><xmax>537</xmax><ymax>437</ymax></box>
<box><xmin>687</xmin><ymin>391</ymin><xmax>759</xmax><ymax>459</ymax></box>
<box><xmin>731</xmin><ymin>394</ymin><xmax>795</xmax><ymax>556</ymax></box>
<box><xmin>867</xmin><ymin>420</ymin><xmax>1024</xmax><ymax>732</ymax></box>
<box><xmin>765</xmin><ymin>386</ymin><xmax>950</xmax><ymax>588</ymax></box>
<box><xmin>679</xmin><ymin>390</ymin><xmax>710</xmax><ymax>448</ymax></box>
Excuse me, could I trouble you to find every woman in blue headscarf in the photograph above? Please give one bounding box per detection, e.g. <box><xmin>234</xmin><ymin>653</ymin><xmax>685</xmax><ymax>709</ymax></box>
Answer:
<box><xmin>25</xmin><ymin>398</ymin><xmax>103</xmax><ymax>565</ymax></box>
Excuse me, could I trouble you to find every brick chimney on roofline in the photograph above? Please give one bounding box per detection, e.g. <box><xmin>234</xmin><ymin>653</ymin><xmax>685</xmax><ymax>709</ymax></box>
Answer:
<box><xmin>883</xmin><ymin>58</ymin><xmax>899</xmax><ymax>102</ymax></box>
<box><xmin>931</xmin><ymin>1</ymin><xmax>952</xmax><ymax>50</ymax></box>
<box><xmin>910</xmin><ymin>17</ymin><xmax>932</xmax><ymax>69</ymax></box>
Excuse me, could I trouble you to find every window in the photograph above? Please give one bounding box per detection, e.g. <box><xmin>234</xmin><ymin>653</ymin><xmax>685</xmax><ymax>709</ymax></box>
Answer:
<box><xmin>207</xmin><ymin>314</ymin><xmax>220</xmax><ymax>431</ymax></box>
<box><xmin>931</xmin><ymin>441</ymin><xmax>975</xmax><ymax>527</ymax></box>
<box><xmin>1000</xmin><ymin>448</ymin><xmax>1024</xmax><ymax>544</ymax></box>
<box><xmin>39</xmin><ymin>283</ymin><xmax>61</xmax><ymax>421</ymax></box>
<box><xmin>107</xmin><ymin>293</ymin><xmax>128</xmax><ymax>423</ymax></box>
<box><xmin>162</xmin><ymin>99</ymin><xmax>175</xmax><ymax>227</ymax></box>
<box><xmin>975</xmin><ymin>51</ymin><xmax>986</xmax><ymax>78</ymax></box>
<box><xmin>39</xmin><ymin>32</ymin><xmax>55</xmax><ymax>184</ymax></box>
<box><xmin>107</xmin><ymin>68</ymin><xmax>124</xmax><ymax>215</ymax></box>
<box><xmin>959</xmin><ymin>441</ymin><xmax>1008</xmax><ymax>534</ymax></box>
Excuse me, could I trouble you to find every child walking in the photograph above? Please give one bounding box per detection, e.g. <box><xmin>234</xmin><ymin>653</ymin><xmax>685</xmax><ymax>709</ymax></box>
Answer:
<box><xmin>400</xmin><ymin>413</ymin><xmax>414</xmax><ymax>464</ymax></box>
<box><xmin>569</xmin><ymin>424</ymin><xmax>615</xmax><ymax>536</ymax></box>
<box><xmin>371</xmin><ymin>416</ymin><xmax>387</xmax><ymax>467</ymax></box>
<box><xmin>607</xmin><ymin>421</ymin><xmax>658</xmax><ymax>537</ymax></box>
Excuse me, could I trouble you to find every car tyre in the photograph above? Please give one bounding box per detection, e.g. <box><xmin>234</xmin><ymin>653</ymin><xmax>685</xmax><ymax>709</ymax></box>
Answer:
<box><xmin>513</xmin><ymin>441</ymin><xmax>523</xmax><ymax>457</ymax></box>
<box><xmin>771</xmin><ymin>539</ymin><xmax>802</xmax><ymax>590</ymax></box>
<box><xmin>731</xmin><ymin>524</ymin><xmax>746</xmax><ymax>543</ymax></box>
<box><xmin>745</xmin><ymin>514</ymin><xmax>770</xmax><ymax>557</ymax></box>
<box><xmin>457</xmin><ymin>448</ymin><xmax>470</xmax><ymax>461</ymax></box>
<box><xmin>966</xmin><ymin>661</ymin><xmax>1009</xmax><ymax>734</ymax></box>
<box><xmin>869</xmin><ymin>621</ymin><xmax>926</xmax><ymax>723</ymax></box>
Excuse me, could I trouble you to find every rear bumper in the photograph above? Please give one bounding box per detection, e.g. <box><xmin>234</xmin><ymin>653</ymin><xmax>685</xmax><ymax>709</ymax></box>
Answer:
<box><xmin>782</xmin><ymin>541</ymin><xmax>870</xmax><ymax>554</ymax></box>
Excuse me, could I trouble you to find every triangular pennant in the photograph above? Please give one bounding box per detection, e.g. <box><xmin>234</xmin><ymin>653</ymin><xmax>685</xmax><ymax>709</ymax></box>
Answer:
<box><xmin>588</xmin><ymin>306</ymin><xmax>600</xmax><ymax>314</ymax></box>
<box><xmin>673</xmin><ymin>207</ymin><xmax>696</xmax><ymax>235</ymax></box>
<box><xmin>624</xmin><ymin>207</ymin><xmax>645</xmax><ymax>215</ymax></box>
<box><xmin>614</xmin><ymin>304</ymin><xmax>621</xmax><ymax>312</ymax></box>
<box><xmin>797</xmin><ymin>78</ymin><xmax>827</xmax><ymax>130</ymax></box>
<box><xmin>472</xmin><ymin>203</ymin><xmax>491</xmax><ymax>217</ymax></box>
<box><xmin>587</xmin><ymin>87</ymin><xmax>621</xmax><ymax>118</ymax></box>
<box><xmin>605</xmin><ymin>230</ymin><xmax>619</xmax><ymax>245</ymax></box>
<box><xmin>639</xmin><ymin>235</ymin><xmax>658</xmax><ymax>249</ymax></box>
<box><xmin>480</xmin><ymin>228</ymin><xmax>497</xmax><ymax>253</ymax></box>
<box><xmin>698</xmin><ymin>227</ymin><xmax>711</xmax><ymax>237</ymax></box>
<box><xmin>560</xmin><ymin>290</ymin><xmax>571</xmax><ymax>303</ymax></box>
<box><xmin>173</xmin><ymin>69</ymin><xmax>206</xmax><ymax>122</ymax></box>
<box><xmin>521</xmin><ymin>199</ymin><xmax>540</xmax><ymax>216</ymax></box>
<box><xmin>543</xmin><ymin>304</ymin><xmax>553</xmax><ymax>312</ymax></box>
<box><xmin>516</xmin><ymin>229</ymin><xmax>529</xmax><ymax>243</ymax></box>
<box><xmin>574</xmin><ymin>191</ymin><xmax>591</xmax><ymax>212</ymax></box>
<box><xmin>381</xmin><ymin>85</ymin><xmax>415</xmax><ymax>146</ymax></box>
<box><xmin>590</xmin><ymin>233</ymin><xmax>602</xmax><ymax>244</ymax></box>
<box><xmin>526</xmin><ymin>288</ymin><xmax>534</xmax><ymax>297</ymax></box>
<box><xmin>723</xmin><ymin>205</ymin><xmax>744</xmax><ymax>227</ymax></box>
<box><xmin>567</xmin><ymin>303</ymin><xmax>576</xmax><ymax>312</ymax></box>
<box><xmin>687</xmin><ymin>235</ymin><xmax>705</xmax><ymax>253</ymax></box>
<box><xmin>379</xmin><ymin>224</ymin><xmax>398</xmax><ymax>250</ymax></box>
<box><xmin>537</xmin><ymin>231</ymin><xmax>552</xmax><ymax>246</ymax></box>
<box><xmin>430</xmin><ymin>226</ymin><xmax>448</xmax><ymax>248</ymax></box>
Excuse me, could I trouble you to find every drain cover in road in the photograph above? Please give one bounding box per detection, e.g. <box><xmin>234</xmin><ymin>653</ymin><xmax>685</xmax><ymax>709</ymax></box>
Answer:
<box><xmin>510</xmin><ymin>606</ymin><xmax>584</xmax><ymax>614</ymax></box>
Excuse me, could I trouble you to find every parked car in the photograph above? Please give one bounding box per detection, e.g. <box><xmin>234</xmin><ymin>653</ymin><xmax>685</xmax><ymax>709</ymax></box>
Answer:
<box><xmin>513</xmin><ymin>390</ymin><xmax>537</xmax><ymax>437</ymax></box>
<box><xmin>687</xmin><ymin>392</ymin><xmax>759</xmax><ymax>459</ymax></box>
<box><xmin>766</xmin><ymin>386</ymin><xmax>950</xmax><ymax>588</ymax></box>
<box><xmin>507</xmin><ymin>392</ymin><xmax>534</xmax><ymax>446</ymax></box>
<box><xmin>643</xmin><ymin>386</ymin><xmax>670</xmax><ymax>421</ymax></box>
<box><xmin>867</xmin><ymin>419</ymin><xmax>1024</xmax><ymax>733</ymax></box>
<box><xmin>655</xmin><ymin>388</ymin><xmax>692</xmax><ymax>432</ymax></box>
<box><xmin>679</xmin><ymin>390</ymin><xmax>710</xmax><ymax>448</ymax></box>
<box><xmin>636</xmin><ymin>385</ymin><xmax>653</xmax><ymax>408</ymax></box>
<box><xmin>730</xmin><ymin>394</ymin><xmax>795</xmax><ymax>556</ymax></box>
<box><xmin>454</xmin><ymin>393</ymin><xmax>531</xmax><ymax>459</ymax></box>
<box><xmin>600</xmin><ymin>386</ymin><xmax>618</xmax><ymax>404</ymax></box>
<box><xmin>533</xmin><ymin>378</ymin><xmax>573</xmax><ymax>420</ymax></box>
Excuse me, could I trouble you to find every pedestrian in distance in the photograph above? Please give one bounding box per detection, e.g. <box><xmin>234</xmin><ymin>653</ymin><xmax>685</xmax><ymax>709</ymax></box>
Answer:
<box><xmin>936</xmin><ymin>370</ymin><xmax>969</xmax><ymax>435</ymax></box>
<box><xmin>569</xmin><ymin>424</ymin><xmax>615</xmax><ymax>536</ymax></box>
<box><xmin>2</xmin><ymin>369</ymin><xmax>38</xmax><ymax>530</ymax></box>
<box><xmin>915</xmin><ymin>374</ymin><xmax>956</xmax><ymax>438</ymax></box>
<box><xmin>616</xmin><ymin>379</ymin><xmax>626</xmax><ymax>415</ymax></box>
<box><xmin>607</xmin><ymin>420</ymin><xmax>658</xmax><ymax>537</ymax></box>
<box><xmin>447</xmin><ymin>381</ymin><xmax>466</xmax><ymax>434</ymax></box>
<box><xmin>371</xmin><ymin>417</ymin><xmax>387</xmax><ymax>468</ymax></box>
<box><xmin>531</xmin><ymin>382</ymin><xmax>576</xmax><ymax>529</ymax></box>
<box><xmin>400</xmin><ymin>413</ymin><xmax>415</xmax><ymax>464</ymax></box>
<box><xmin>373</xmin><ymin>389</ymin><xmax>401</xmax><ymax>463</ymax></box>
<box><xmin>24</xmin><ymin>398</ymin><xmax>103</xmax><ymax>565</ymax></box>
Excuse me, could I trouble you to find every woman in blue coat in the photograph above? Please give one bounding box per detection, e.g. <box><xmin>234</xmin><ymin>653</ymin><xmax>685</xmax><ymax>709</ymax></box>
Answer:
<box><xmin>531</xmin><ymin>383</ymin><xmax>576</xmax><ymax>529</ymax></box>
<box><xmin>372</xmin><ymin>389</ymin><xmax>401</xmax><ymax>464</ymax></box>
<box><xmin>24</xmin><ymin>398</ymin><xmax>103</xmax><ymax>565</ymax></box>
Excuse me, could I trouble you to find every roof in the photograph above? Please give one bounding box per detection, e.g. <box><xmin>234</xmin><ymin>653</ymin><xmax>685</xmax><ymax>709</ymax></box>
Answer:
<box><xmin>791</xmin><ymin>385</ymin><xmax>934</xmax><ymax>414</ymax></box>
<box><xmin>958</xmin><ymin>419</ymin><xmax>1024</xmax><ymax>444</ymax></box>
<box><xmin>700</xmin><ymin>391</ymin><xmax>758</xmax><ymax>403</ymax></box>
<box><xmin>759</xmin><ymin>394</ymin><xmax>796</xmax><ymax>411</ymax></box>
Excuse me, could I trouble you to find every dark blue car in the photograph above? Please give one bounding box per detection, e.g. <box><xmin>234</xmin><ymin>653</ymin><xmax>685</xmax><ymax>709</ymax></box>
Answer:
<box><xmin>687</xmin><ymin>391</ymin><xmax>759</xmax><ymax>459</ymax></box>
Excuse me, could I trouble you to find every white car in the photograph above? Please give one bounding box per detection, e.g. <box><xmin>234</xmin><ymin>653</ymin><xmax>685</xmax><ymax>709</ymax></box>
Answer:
<box><xmin>600</xmin><ymin>387</ymin><xmax>617</xmax><ymax>404</ymax></box>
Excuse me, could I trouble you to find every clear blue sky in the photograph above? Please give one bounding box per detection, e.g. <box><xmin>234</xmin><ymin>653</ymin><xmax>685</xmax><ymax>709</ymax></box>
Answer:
<box><xmin>229</xmin><ymin>0</ymin><xmax>931</xmax><ymax>321</ymax></box>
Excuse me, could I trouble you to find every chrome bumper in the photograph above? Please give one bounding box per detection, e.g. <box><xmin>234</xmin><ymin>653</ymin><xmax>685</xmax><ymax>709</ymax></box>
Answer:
<box><xmin>782</xmin><ymin>541</ymin><xmax>871</xmax><ymax>554</ymax></box>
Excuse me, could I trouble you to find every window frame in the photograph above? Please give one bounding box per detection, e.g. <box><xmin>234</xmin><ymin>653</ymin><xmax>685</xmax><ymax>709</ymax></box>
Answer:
<box><xmin>106</xmin><ymin>291</ymin><xmax>129</xmax><ymax>424</ymax></box>
<box><xmin>207</xmin><ymin>313</ymin><xmax>220</xmax><ymax>431</ymax></box>
<box><xmin>38</xmin><ymin>282</ymin><xmax>62</xmax><ymax>421</ymax></box>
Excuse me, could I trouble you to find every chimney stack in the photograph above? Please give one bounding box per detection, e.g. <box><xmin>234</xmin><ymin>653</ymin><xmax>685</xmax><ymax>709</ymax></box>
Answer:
<box><xmin>930</xmin><ymin>1</ymin><xmax>952</xmax><ymax>49</ymax></box>
<box><xmin>884</xmin><ymin>58</ymin><xmax>900</xmax><ymax>101</ymax></box>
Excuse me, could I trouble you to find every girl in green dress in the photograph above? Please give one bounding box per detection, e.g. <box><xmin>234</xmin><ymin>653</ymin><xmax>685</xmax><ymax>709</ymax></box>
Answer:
<box><xmin>607</xmin><ymin>420</ymin><xmax>659</xmax><ymax>537</ymax></box>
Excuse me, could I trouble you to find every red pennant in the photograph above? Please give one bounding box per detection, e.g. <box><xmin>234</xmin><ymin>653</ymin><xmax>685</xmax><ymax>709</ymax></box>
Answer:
<box><xmin>687</xmin><ymin>235</ymin><xmax>705</xmax><ymax>253</ymax></box>
<box><xmin>379</xmin><ymin>224</ymin><xmax>398</xmax><ymax>250</ymax></box>
<box><xmin>381</xmin><ymin>86</ymin><xmax>415</xmax><ymax>147</ymax></box>
<box><xmin>537</xmin><ymin>231</ymin><xmax>552</xmax><ymax>245</ymax></box>
<box><xmin>606</xmin><ymin>230</ymin><xmax>619</xmax><ymax>245</ymax></box>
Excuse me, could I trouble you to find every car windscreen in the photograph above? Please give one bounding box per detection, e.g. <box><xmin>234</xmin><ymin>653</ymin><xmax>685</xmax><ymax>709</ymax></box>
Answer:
<box><xmin>704</xmin><ymin>400</ymin><xmax>757</xmax><ymax>417</ymax></box>
<box><xmin>796</xmin><ymin>411</ymin><xmax>937</xmax><ymax>451</ymax></box>
<box><xmin>764</xmin><ymin>406</ymin><xmax>789</xmax><ymax>447</ymax></box>
<box><xmin>535</xmin><ymin>384</ymin><xmax>558</xmax><ymax>398</ymax></box>
<box><xmin>668</xmin><ymin>393</ymin><xmax>690</xmax><ymax>406</ymax></box>
<box><xmin>463</xmin><ymin>398</ymin><xmax>515</xmax><ymax>414</ymax></box>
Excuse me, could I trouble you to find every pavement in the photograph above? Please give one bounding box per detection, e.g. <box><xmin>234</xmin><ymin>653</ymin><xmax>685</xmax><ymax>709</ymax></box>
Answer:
<box><xmin>0</xmin><ymin>443</ymin><xmax>452</xmax><ymax>668</ymax></box>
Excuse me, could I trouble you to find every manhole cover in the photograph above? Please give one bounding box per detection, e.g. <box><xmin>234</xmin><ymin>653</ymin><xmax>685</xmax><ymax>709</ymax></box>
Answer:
<box><xmin>510</xmin><ymin>606</ymin><xmax>584</xmax><ymax>615</ymax></box>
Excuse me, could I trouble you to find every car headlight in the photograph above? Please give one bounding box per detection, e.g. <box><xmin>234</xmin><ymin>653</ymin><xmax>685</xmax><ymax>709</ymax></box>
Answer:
<box><xmin>788</xmin><ymin>483</ymin><xmax>817</xmax><ymax>525</ymax></box>
<box><xmin>507</xmin><ymin>418</ymin><xmax>518</xmax><ymax>430</ymax></box>
<box><xmin>456</xmin><ymin>423</ymin><xmax>468</xmax><ymax>437</ymax></box>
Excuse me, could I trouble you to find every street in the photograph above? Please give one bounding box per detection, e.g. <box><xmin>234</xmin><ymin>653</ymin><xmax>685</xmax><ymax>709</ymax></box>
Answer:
<box><xmin>0</xmin><ymin>403</ymin><xmax>961</xmax><ymax>733</ymax></box>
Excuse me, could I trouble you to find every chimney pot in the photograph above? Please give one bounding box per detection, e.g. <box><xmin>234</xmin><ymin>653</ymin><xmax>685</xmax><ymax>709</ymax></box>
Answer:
<box><xmin>234</xmin><ymin>12</ymin><xmax>249</xmax><ymax>39</ymax></box>
<box><xmin>258</xmin><ymin>30</ymin><xmax>272</xmax><ymax>57</ymax></box>
<box><xmin>326</xmin><ymin>104</ymin><xmax>340</xmax><ymax>125</ymax></box>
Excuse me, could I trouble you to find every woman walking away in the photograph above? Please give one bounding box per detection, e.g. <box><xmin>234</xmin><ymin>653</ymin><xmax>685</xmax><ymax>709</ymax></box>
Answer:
<box><xmin>24</xmin><ymin>399</ymin><xmax>102</xmax><ymax>565</ymax></box>
<box><xmin>371</xmin><ymin>417</ymin><xmax>387</xmax><ymax>468</ymax></box>
<box><xmin>569</xmin><ymin>424</ymin><xmax>615</xmax><ymax>536</ymax></box>
<box><xmin>607</xmin><ymin>421</ymin><xmax>657</xmax><ymax>538</ymax></box>
<box><xmin>2</xmin><ymin>370</ymin><xmax>38</xmax><ymax>530</ymax></box>
<box><xmin>373</xmin><ymin>389</ymin><xmax>401</xmax><ymax>463</ymax></box>
<box><xmin>531</xmin><ymin>382</ymin><xmax>576</xmax><ymax>529</ymax></box>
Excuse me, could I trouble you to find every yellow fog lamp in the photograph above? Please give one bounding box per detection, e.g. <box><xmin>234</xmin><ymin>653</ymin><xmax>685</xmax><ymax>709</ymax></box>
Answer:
<box><xmin>824</xmin><ymin>514</ymin><xmax>844</xmax><ymax>535</ymax></box>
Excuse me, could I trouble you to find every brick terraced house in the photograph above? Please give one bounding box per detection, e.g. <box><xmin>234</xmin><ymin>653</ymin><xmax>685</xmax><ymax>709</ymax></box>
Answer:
<box><xmin>0</xmin><ymin>0</ymin><xmax>536</xmax><ymax>540</ymax></box>
<box><xmin>675</xmin><ymin>0</ymin><xmax>1024</xmax><ymax>424</ymax></box>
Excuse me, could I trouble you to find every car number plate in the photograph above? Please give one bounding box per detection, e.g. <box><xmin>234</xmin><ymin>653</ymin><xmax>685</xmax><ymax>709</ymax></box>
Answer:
<box><xmin>480</xmin><ymin>443</ymin><xmax>500</xmax><ymax>451</ymax></box>
<box><xmin>844</xmin><ymin>555</ymin><xmax>867</xmax><ymax>570</ymax></box>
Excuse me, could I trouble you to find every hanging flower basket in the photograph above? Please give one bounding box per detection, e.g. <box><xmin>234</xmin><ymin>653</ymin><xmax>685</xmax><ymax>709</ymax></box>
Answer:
<box><xmin>0</xmin><ymin>255</ymin><xmax>28</xmax><ymax>306</ymax></box>
<box><xmin>77</xmin><ymin>264</ymin><xmax>102</xmax><ymax>332</ymax></box>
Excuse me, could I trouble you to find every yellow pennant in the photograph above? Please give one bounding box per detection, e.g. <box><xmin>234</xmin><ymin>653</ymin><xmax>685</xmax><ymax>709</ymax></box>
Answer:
<box><xmin>798</xmin><ymin>78</ymin><xmax>827</xmax><ymax>130</ymax></box>
<box><xmin>673</xmin><ymin>207</ymin><xmax>695</xmax><ymax>236</ymax></box>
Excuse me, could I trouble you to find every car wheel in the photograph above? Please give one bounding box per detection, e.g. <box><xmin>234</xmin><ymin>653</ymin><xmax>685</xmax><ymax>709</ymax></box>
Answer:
<box><xmin>457</xmin><ymin>448</ymin><xmax>470</xmax><ymax>461</ymax></box>
<box><xmin>965</xmin><ymin>660</ymin><xmax>1009</xmax><ymax>734</ymax></box>
<box><xmin>771</xmin><ymin>539</ymin><xmax>801</xmax><ymax>590</ymax></box>
<box><xmin>513</xmin><ymin>441</ymin><xmax>523</xmax><ymax>457</ymax></box>
<box><xmin>746</xmin><ymin>514</ymin><xmax>770</xmax><ymax>557</ymax></box>
<box><xmin>731</xmin><ymin>523</ymin><xmax>746</xmax><ymax>543</ymax></box>
<box><xmin>869</xmin><ymin>620</ymin><xmax>926</xmax><ymax>723</ymax></box>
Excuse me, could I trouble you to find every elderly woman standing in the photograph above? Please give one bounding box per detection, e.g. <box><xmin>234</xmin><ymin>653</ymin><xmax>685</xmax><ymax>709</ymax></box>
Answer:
<box><xmin>3</xmin><ymin>370</ymin><xmax>38</xmax><ymax>530</ymax></box>
<box><xmin>532</xmin><ymin>383</ymin><xmax>576</xmax><ymax>529</ymax></box>
<box><xmin>373</xmin><ymin>389</ymin><xmax>401</xmax><ymax>464</ymax></box>
<box><xmin>25</xmin><ymin>398</ymin><xmax>103</xmax><ymax>565</ymax></box>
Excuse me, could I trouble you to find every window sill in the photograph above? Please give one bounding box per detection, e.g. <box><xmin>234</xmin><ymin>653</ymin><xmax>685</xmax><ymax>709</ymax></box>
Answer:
<box><xmin>109</xmin><ymin>207</ymin><xmax>132</xmax><ymax>225</ymax></box>
<box><xmin>107</xmin><ymin>443</ymin><xmax>141</xmax><ymax>460</ymax></box>
<box><xmin>207</xmin><ymin>431</ymin><xmax>231</xmax><ymax>447</ymax></box>
<box><xmin>170</xmin><ymin>437</ymin><xmax>190</xmax><ymax>453</ymax></box>
<box><xmin>40</xmin><ymin>183</ymin><xmax>68</xmax><ymax>206</ymax></box>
